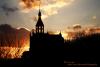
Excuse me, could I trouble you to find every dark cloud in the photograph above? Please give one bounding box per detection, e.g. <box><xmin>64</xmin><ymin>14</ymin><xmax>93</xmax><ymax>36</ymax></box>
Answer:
<box><xmin>0</xmin><ymin>4</ymin><xmax>18</xmax><ymax>16</ymax></box>
<box><xmin>0</xmin><ymin>24</ymin><xmax>30</xmax><ymax>47</ymax></box>
<box><xmin>73</xmin><ymin>24</ymin><xmax>82</xmax><ymax>30</ymax></box>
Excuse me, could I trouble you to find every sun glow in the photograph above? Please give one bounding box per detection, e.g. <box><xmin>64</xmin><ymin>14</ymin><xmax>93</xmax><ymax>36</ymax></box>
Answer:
<box><xmin>61</xmin><ymin>32</ymin><xmax>69</xmax><ymax>40</ymax></box>
<box><xmin>0</xmin><ymin>45</ymin><xmax>29</xmax><ymax>59</ymax></box>
<box><xmin>17</xmin><ymin>27</ymin><xmax>30</xmax><ymax>31</ymax></box>
<box><xmin>54</xmin><ymin>31</ymin><xmax>69</xmax><ymax>40</ymax></box>
<box><xmin>23</xmin><ymin>45</ymin><xmax>29</xmax><ymax>51</ymax></box>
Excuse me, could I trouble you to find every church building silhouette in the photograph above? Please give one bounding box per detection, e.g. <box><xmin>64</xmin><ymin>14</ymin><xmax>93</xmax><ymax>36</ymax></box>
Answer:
<box><xmin>22</xmin><ymin>9</ymin><xmax>64</xmax><ymax>66</ymax></box>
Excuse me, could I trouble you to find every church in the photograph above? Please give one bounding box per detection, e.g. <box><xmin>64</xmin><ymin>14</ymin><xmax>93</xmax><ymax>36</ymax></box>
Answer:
<box><xmin>22</xmin><ymin>9</ymin><xmax>64</xmax><ymax>66</ymax></box>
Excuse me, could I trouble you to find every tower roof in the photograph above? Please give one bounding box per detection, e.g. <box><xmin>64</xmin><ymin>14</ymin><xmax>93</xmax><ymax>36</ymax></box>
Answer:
<box><xmin>38</xmin><ymin>9</ymin><xmax>41</xmax><ymax>16</ymax></box>
<box><xmin>36</xmin><ymin>10</ymin><xmax>44</xmax><ymax>26</ymax></box>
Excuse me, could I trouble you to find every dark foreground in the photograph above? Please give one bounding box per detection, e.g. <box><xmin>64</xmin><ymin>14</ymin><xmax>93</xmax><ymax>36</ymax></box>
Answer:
<box><xmin>0</xmin><ymin>59</ymin><xmax>98</xmax><ymax>67</ymax></box>
<box><xmin>0</xmin><ymin>34</ymin><xmax>99</xmax><ymax>67</ymax></box>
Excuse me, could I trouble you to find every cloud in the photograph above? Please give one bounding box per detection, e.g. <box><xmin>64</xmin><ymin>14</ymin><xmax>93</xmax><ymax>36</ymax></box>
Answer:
<box><xmin>73</xmin><ymin>24</ymin><xmax>82</xmax><ymax>29</ymax></box>
<box><xmin>19</xmin><ymin>0</ymin><xmax>40</xmax><ymax>13</ymax></box>
<box><xmin>92</xmin><ymin>16</ymin><xmax>97</xmax><ymax>20</ymax></box>
<box><xmin>0</xmin><ymin>24</ymin><xmax>30</xmax><ymax>47</ymax></box>
<box><xmin>1</xmin><ymin>4</ymin><xmax>18</xmax><ymax>16</ymax></box>
<box><xmin>19</xmin><ymin>0</ymin><xmax>74</xmax><ymax>19</ymax></box>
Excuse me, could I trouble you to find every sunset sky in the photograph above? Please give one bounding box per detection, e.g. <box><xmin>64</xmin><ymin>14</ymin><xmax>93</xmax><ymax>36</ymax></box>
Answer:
<box><xmin>0</xmin><ymin>0</ymin><xmax>100</xmax><ymax>32</ymax></box>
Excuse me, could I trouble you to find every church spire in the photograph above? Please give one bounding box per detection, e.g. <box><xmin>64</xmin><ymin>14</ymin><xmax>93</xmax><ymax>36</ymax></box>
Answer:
<box><xmin>38</xmin><ymin>9</ymin><xmax>41</xmax><ymax>17</ymax></box>
<box><xmin>38</xmin><ymin>2</ymin><xmax>41</xmax><ymax>17</ymax></box>
<box><xmin>36</xmin><ymin>2</ymin><xmax>44</xmax><ymax>34</ymax></box>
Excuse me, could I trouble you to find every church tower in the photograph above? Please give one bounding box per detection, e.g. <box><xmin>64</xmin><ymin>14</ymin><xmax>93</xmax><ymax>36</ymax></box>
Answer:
<box><xmin>36</xmin><ymin>9</ymin><xmax>44</xmax><ymax>34</ymax></box>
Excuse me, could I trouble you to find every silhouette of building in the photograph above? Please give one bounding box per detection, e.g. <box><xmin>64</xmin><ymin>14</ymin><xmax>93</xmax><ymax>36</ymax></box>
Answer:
<box><xmin>36</xmin><ymin>9</ymin><xmax>44</xmax><ymax>34</ymax></box>
<box><xmin>22</xmin><ymin>9</ymin><xmax>64</xmax><ymax>66</ymax></box>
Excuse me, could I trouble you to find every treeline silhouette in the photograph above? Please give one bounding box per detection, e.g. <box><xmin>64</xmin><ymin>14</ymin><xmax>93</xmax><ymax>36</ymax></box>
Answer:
<box><xmin>64</xmin><ymin>33</ymin><xmax>100</xmax><ymax>64</ymax></box>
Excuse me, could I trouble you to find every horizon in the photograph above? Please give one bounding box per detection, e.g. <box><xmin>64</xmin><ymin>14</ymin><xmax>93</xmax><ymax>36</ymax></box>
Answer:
<box><xmin>0</xmin><ymin>23</ymin><xmax>100</xmax><ymax>41</ymax></box>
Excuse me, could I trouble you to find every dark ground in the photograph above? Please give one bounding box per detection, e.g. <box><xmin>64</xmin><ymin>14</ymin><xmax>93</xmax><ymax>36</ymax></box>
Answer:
<box><xmin>0</xmin><ymin>33</ymin><xmax>99</xmax><ymax>67</ymax></box>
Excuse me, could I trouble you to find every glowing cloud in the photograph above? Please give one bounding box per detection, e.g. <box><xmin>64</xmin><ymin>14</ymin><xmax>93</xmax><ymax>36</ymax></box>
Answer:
<box><xmin>92</xmin><ymin>16</ymin><xmax>97</xmax><ymax>20</ymax></box>
<box><xmin>73</xmin><ymin>24</ymin><xmax>82</xmax><ymax>29</ymax></box>
<box><xmin>17</xmin><ymin>27</ymin><xmax>31</xmax><ymax>31</ymax></box>
<box><xmin>19</xmin><ymin>0</ymin><xmax>74</xmax><ymax>19</ymax></box>
<box><xmin>19</xmin><ymin>0</ymin><xmax>40</xmax><ymax>13</ymax></box>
